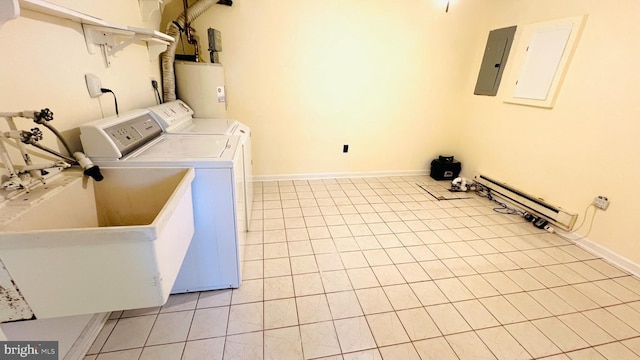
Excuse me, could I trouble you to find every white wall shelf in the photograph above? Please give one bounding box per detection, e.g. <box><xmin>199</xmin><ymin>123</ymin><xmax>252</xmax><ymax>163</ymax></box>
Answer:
<box><xmin>3</xmin><ymin>0</ymin><xmax>173</xmax><ymax>67</ymax></box>
<box><xmin>18</xmin><ymin>0</ymin><xmax>112</xmax><ymax>27</ymax></box>
<box><xmin>83</xmin><ymin>24</ymin><xmax>173</xmax><ymax>66</ymax></box>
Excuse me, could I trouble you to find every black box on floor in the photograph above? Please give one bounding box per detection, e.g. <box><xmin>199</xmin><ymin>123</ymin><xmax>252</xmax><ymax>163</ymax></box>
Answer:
<box><xmin>430</xmin><ymin>158</ymin><xmax>461</xmax><ymax>180</ymax></box>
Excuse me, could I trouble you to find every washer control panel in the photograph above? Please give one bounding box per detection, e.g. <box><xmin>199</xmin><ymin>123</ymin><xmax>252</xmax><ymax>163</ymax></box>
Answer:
<box><xmin>106</xmin><ymin>115</ymin><xmax>162</xmax><ymax>154</ymax></box>
<box><xmin>80</xmin><ymin>110</ymin><xmax>164</xmax><ymax>160</ymax></box>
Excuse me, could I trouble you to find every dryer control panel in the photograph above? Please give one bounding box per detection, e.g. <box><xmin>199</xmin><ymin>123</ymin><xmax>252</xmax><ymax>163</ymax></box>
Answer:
<box><xmin>148</xmin><ymin>100</ymin><xmax>194</xmax><ymax>129</ymax></box>
<box><xmin>80</xmin><ymin>110</ymin><xmax>163</xmax><ymax>160</ymax></box>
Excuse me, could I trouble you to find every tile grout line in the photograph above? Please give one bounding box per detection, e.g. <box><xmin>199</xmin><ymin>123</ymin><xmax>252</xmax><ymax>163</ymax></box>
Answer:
<box><xmin>91</xmin><ymin>176</ymin><xmax>640</xmax><ymax>359</ymax></box>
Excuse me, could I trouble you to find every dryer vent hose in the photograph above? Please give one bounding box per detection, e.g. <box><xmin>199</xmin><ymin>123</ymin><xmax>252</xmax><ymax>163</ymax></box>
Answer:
<box><xmin>161</xmin><ymin>0</ymin><xmax>216</xmax><ymax>102</ymax></box>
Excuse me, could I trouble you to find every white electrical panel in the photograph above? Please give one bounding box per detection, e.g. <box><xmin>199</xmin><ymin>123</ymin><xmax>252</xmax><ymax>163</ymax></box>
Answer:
<box><xmin>502</xmin><ymin>15</ymin><xmax>588</xmax><ymax>108</ymax></box>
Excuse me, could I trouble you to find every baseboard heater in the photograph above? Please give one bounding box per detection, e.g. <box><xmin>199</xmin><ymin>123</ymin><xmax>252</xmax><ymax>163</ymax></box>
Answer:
<box><xmin>474</xmin><ymin>174</ymin><xmax>577</xmax><ymax>231</ymax></box>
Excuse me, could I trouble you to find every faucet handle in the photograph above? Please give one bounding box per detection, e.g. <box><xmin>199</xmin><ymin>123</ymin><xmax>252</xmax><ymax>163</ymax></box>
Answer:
<box><xmin>30</xmin><ymin>127</ymin><xmax>43</xmax><ymax>141</ymax></box>
<box><xmin>34</xmin><ymin>108</ymin><xmax>53</xmax><ymax>123</ymax></box>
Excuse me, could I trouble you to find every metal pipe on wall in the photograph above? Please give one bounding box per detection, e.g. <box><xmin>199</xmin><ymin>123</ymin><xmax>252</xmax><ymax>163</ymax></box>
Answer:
<box><xmin>161</xmin><ymin>0</ymin><xmax>216</xmax><ymax>102</ymax></box>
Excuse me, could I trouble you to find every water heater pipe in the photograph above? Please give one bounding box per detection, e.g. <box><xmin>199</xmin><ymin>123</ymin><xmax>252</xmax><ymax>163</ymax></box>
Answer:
<box><xmin>161</xmin><ymin>0</ymin><xmax>216</xmax><ymax>102</ymax></box>
<box><xmin>183</xmin><ymin>0</ymin><xmax>200</xmax><ymax>62</ymax></box>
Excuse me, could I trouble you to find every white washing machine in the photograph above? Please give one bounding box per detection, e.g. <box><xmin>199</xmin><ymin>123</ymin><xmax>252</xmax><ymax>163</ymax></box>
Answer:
<box><xmin>79</xmin><ymin>109</ymin><xmax>245</xmax><ymax>292</ymax></box>
<box><xmin>148</xmin><ymin>100</ymin><xmax>253</xmax><ymax>229</ymax></box>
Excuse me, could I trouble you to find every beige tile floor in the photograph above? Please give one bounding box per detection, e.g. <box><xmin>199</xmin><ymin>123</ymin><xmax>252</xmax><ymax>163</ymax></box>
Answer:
<box><xmin>86</xmin><ymin>176</ymin><xmax>640</xmax><ymax>360</ymax></box>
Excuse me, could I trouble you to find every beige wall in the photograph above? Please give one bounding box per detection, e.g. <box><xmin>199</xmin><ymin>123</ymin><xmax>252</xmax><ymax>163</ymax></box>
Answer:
<box><xmin>177</xmin><ymin>0</ymin><xmax>639</xmax><ymax>263</ymax></box>
<box><xmin>173</xmin><ymin>0</ymin><xmax>491</xmax><ymax>177</ymax></box>
<box><xmin>455</xmin><ymin>0</ymin><xmax>640</xmax><ymax>264</ymax></box>
<box><xmin>0</xmin><ymin>0</ymin><xmax>162</xmax><ymax>154</ymax></box>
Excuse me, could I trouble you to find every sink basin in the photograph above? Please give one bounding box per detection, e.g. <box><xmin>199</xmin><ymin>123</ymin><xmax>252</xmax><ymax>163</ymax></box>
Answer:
<box><xmin>0</xmin><ymin>167</ymin><xmax>195</xmax><ymax>320</ymax></box>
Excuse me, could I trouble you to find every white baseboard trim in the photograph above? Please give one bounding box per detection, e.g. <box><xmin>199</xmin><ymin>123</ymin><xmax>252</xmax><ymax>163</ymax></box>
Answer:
<box><xmin>561</xmin><ymin>232</ymin><xmax>640</xmax><ymax>277</ymax></box>
<box><xmin>66</xmin><ymin>312</ymin><xmax>109</xmax><ymax>360</ymax></box>
<box><xmin>253</xmin><ymin>170</ymin><xmax>428</xmax><ymax>182</ymax></box>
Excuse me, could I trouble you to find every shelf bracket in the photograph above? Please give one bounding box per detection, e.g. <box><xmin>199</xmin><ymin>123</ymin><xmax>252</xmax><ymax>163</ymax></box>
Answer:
<box><xmin>146</xmin><ymin>39</ymin><xmax>170</xmax><ymax>62</ymax></box>
<box><xmin>139</xmin><ymin>0</ymin><xmax>163</xmax><ymax>21</ymax></box>
<box><xmin>110</xmin><ymin>34</ymin><xmax>142</xmax><ymax>56</ymax></box>
<box><xmin>0</xmin><ymin>0</ymin><xmax>20</xmax><ymax>29</ymax></box>
<box><xmin>83</xmin><ymin>24</ymin><xmax>172</xmax><ymax>67</ymax></box>
<box><xmin>83</xmin><ymin>25</ymin><xmax>122</xmax><ymax>67</ymax></box>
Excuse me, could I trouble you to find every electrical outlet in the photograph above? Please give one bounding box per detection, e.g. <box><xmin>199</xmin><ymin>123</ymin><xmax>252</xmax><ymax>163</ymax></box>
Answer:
<box><xmin>593</xmin><ymin>195</ymin><xmax>610</xmax><ymax>210</ymax></box>
<box><xmin>85</xmin><ymin>73</ymin><xmax>102</xmax><ymax>98</ymax></box>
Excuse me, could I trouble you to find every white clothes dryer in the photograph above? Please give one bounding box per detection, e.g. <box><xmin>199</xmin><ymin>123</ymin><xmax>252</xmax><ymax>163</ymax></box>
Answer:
<box><xmin>149</xmin><ymin>100</ymin><xmax>253</xmax><ymax>230</ymax></box>
<box><xmin>149</xmin><ymin>99</ymin><xmax>238</xmax><ymax>134</ymax></box>
<box><xmin>79</xmin><ymin>109</ymin><xmax>245</xmax><ymax>292</ymax></box>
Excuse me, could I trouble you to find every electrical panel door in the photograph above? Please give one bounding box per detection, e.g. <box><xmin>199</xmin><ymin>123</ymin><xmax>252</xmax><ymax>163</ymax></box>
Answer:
<box><xmin>474</xmin><ymin>25</ymin><xmax>517</xmax><ymax>96</ymax></box>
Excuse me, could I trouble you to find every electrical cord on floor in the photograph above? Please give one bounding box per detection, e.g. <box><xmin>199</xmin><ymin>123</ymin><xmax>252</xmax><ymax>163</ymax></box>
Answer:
<box><xmin>100</xmin><ymin>88</ymin><xmax>119</xmax><ymax>115</ymax></box>
<box><xmin>492</xmin><ymin>201</ymin><xmax>524</xmax><ymax>215</ymax></box>
<box><xmin>554</xmin><ymin>203</ymin><xmax>598</xmax><ymax>240</ymax></box>
<box><xmin>474</xmin><ymin>182</ymin><xmax>490</xmax><ymax>199</ymax></box>
<box><xmin>474</xmin><ymin>182</ymin><xmax>524</xmax><ymax>216</ymax></box>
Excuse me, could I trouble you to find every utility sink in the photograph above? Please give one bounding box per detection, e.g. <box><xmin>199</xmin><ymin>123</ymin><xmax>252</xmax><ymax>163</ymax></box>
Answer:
<box><xmin>0</xmin><ymin>167</ymin><xmax>195</xmax><ymax>320</ymax></box>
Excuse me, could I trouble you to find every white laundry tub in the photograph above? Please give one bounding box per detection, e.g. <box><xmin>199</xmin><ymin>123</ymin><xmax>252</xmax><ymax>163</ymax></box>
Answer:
<box><xmin>0</xmin><ymin>167</ymin><xmax>195</xmax><ymax>320</ymax></box>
